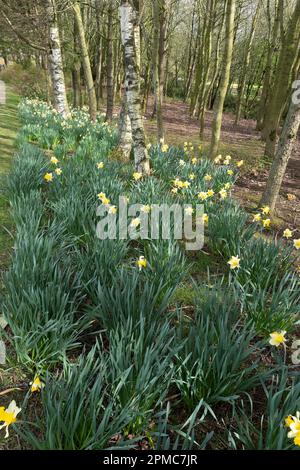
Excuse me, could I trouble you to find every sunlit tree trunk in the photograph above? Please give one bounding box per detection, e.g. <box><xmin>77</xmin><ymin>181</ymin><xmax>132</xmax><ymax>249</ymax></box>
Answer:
<box><xmin>263</xmin><ymin>0</ymin><xmax>300</xmax><ymax>158</ymax></box>
<box><xmin>119</xmin><ymin>0</ymin><xmax>150</xmax><ymax>175</ymax></box>
<box><xmin>261</xmin><ymin>75</ymin><xmax>300</xmax><ymax>212</ymax></box>
<box><xmin>73</xmin><ymin>0</ymin><xmax>97</xmax><ymax>121</ymax></box>
<box><xmin>152</xmin><ymin>0</ymin><xmax>165</xmax><ymax>142</ymax></box>
<box><xmin>46</xmin><ymin>0</ymin><xmax>69</xmax><ymax>117</ymax></box>
<box><xmin>209</xmin><ymin>0</ymin><xmax>236</xmax><ymax>158</ymax></box>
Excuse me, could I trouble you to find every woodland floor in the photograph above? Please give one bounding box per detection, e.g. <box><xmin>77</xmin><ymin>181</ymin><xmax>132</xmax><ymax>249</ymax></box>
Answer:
<box><xmin>144</xmin><ymin>96</ymin><xmax>300</xmax><ymax>236</ymax></box>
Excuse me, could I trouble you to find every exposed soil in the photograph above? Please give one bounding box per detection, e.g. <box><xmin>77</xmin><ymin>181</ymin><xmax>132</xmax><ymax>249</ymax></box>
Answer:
<box><xmin>144</xmin><ymin>97</ymin><xmax>300</xmax><ymax>233</ymax></box>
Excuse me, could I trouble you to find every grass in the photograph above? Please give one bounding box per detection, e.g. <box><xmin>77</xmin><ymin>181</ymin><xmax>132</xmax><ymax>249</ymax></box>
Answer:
<box><xmin>0</xmin><ymin>87</ymin><xmax>19</xmax><ymax>270</ymax></box>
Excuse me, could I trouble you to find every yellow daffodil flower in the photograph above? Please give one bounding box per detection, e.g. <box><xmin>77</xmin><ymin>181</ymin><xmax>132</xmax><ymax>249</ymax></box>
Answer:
<box><xmin>228</xmin><ymin>256</ymin><xmax>240</xmax><ymax>270</ymax></box>
<box><xmin>131</xmin><ymin>217</ymin><xmax>141</xmax><ymax>228</ymax></box>
<box><xmin>198</xmin><ymin>191</ymin><xmax>208</xmax><ymax>201</ymax></box>
<box><xmin>287</xmin><ymin>193</ymin><xmax>296</xmax><ymax>201</ymax></box>
<box><xmin>294</xmin><ymin>239</ymin><xmax>300</xmax><ymax>250</ymax></box>
<box><xmin>261</xmin><ymin>206</ymin><xmax>271</xmax><ymax>215</ymax></box>
<box><xmin>252</xmin><ymin>213</ymin><xmax>261</xmax><ymax>222</ymax></box>
<box><xmin>237</xmin><ymin>160</ymin><xmax>244</xmax><ymax>167</ymax></box>
<box><xmin>182</xmin><ymin>181</ymin><xmax>190</xmax><ymax>188</ymax></box>
<box><xmin>0</xmin><ymin>400</ymin><xmax>21</xmax><ymax>438</ymax></box>
<box><xmin>136</xmin><ymin>256</ymin><xmax>147</xmax><ymax>270</ymax></box>
<box><xmin>262</xmin><ymin>218</ymin><xmax>271</xmax><ymax>228</ymax></box>
<box><xmin>44</xmin><ymin>172</ymin><xmax>53</xmax><ymax>182</ymax></box>
<box><xmin>30</xmin><ymin>377</ymin><xmax>45</xmax><ymax>393</ymax></box>
<box><xmin>97</xmin><ymin>162</ymin><xmax>104</xmax><ymax>169</ymax></box>
<box><xmin>171</xmin><ymin>187</ymin><xmax>178</xmax><ymax>194</ymax></box>
<box><xmin>161</xmin><ymin>144</ymin><xmax>169</xmax><ymax>153</ymax></box>
<box><xmin>108</xmin><ymin>205</ymin><xmax>117</xmax><ymax>214</ymax></box>
<box><xmin>207</xmin><ymin>189</ymin><xmax>215</xmax><ymax>197</ymax></box>
<box><xmin>179</xmin><ymin>159</ymin><xmax>186</xmax><ymax>166</ymax></box>
<box><xmin>133</xmin><ymin>172</ymin><xmax>142</xmax><ymax>181</ymax></box>
<box><xmin>189</xmin><ymin>173</ymin><xmax>195</xmax><ymax>180</ymax></box>
<box><xmin>202</xmin><ymin>213</ymin><xmax>209</xmax><ymax>224</ymax></box>
<box><xmin>191</xmin><ymin>158</ymin><xmax>198</xmax><ymax>165</ymax></box>
<box><xmin>285</xmin><ymin>416</ymin><xmax>294</xmax><ymax>428</ymax></box>
<box><xmin>55</xmin><ymin>168</ymin><xmax>62</xmax><ymax>176</ymax></box>
<box><xmin>224</xmin><ymin>183</ymin><xmax>231</xmax><ymax>190</ymax></box>
<box><xmin>185</xmin><ymin>207</ymin><xmax>194</xmax><ymax>215</ymax></box>
<box><xmin>204</xmin><ymin>174</ymin><xmax>212</xmax><ymax>182</ymax></box>
<box><xmin>141</xmin><ymin>204</ymin><xmax>151</xmax><ymax>213</ymax></box>
<box><xmin>283</xmin><ymin>228</ymin><xmax>293</xmax><ymax>239</ymax></box>
<box><xmin>214</xmin><ymin>155</ymin><xmax>222</xmax><ymax>164</ymax></box>
<box><xmin>50</xmin><ymin>156</ymin><xmax>58</xmax><ymax>165</ymax></box>
<box><xmin>269</xmin><ymin>330</ymin><xmax>287</xmax><ymax>347</ymax></box>
<box><xmin>219</xmin><ymin>189</ymin><xmax>228</xmax><ymax>200</ymax></box>
<box><xmin>227</xmin><ymin>169</ymin><xmax>233</xmax><ymax>176</ymax></box>
<box><xmin>286</xmin><ymin>412</ymin><xmax>300</xmax><ymax>446</ymax></box>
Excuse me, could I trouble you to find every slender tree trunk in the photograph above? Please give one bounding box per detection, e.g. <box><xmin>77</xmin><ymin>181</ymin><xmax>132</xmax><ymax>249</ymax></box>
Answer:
<box><xmin>263</xmin><ymin>0</ymin><xmax>300</xmax><ymax>158</ymax></box>
<box><xmin>106</xmin><ymin>2</ymin><xmax>114</xmax><ymax>120</ymax></box>
<box><xmin>152</xmin><ymin>0</ymin><xmax>165</xmax><ymax>142</ymax></box>
<box><xmin>73</xmin><ymin>0</ymin><xmax>97</xmax><ymax>121</ymax></box>
<box><xmin>72</xmin><ymin>18</ymin><xmax>82</xmax><ymax>108</ymax></box>
<box><xmin>261</xmin><ymin>75</ymin><xmax>300</xmax><ymax>212</ymax></box>
<box><xmin>119</xmin><ymin>1</ymin><xmax>150</xmax><ymax>174</ymax></box>
<box><xmin>46</xmin><ymin>0</ymin><xmax>69</xmax><ymax>117</ymax></box>
<box><xmin>235</xmin><ymin>2</ymin><xmax>260</xmax><ymax>124</ymax></box>
<box><xmin>209</xmin><ymin>0</ymin><xmax>236</xmax><ymax>158</ymax></box>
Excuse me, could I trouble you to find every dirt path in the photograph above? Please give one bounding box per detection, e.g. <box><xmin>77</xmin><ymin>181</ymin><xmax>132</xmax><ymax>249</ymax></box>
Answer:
<box><xmin>144</xmin><ymin>97</ymin><xmax>300</xmax><ymax>232</ymax></box>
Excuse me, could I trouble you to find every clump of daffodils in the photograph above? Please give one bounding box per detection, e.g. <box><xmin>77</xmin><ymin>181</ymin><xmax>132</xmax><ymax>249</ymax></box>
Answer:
<box><xmin>97</xmin><ymin>192</ymin><xmax>110</xmax><ymax>205</ymax></box>
<box><xmin>269</xmin><ymin>330</ymin><xmax>286</xmax><ymax>347</ymax></box>
<box><xmin>228</xmin><ymin>256</ymin><xmax>240</xmax><ymax>270</ymax></box>
<box><xmin>136</xmin><ymin>256</ymin><xmax>147</xmax><ymax>270</ymax></box>
<box><xmin>0</xmin><ymin>400</ymin><xmax>21</xmax><ymax>438</ymax></box>
<box><xmin>285</xmin><ymin>412</ymin><xmax>300</xmax><ymax>446</ymax></box>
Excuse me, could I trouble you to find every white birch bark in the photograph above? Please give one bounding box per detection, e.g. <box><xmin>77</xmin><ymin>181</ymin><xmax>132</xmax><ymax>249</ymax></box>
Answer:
<box><xmin>119</xmin><ymin>1</ymin><xmax>150</xmax><ymax>175</ymax></box>
<box><xmin>46</xmin><ymin>0</ymin><xmax>69</xmax><ymax>118</ymax></box>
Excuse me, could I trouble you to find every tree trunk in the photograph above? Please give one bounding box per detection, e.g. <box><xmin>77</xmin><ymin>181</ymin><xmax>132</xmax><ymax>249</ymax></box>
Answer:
<box><xmin>73</xmin><ymin>0</ymin><xmax>97</xmax><ymax>121</ymax></box>
<box><xmin>260</xmin><ymin>74</ymin><xmax>300</xmax><ymax>212</ymax></box>
<box><xmin>46</xmin><ymin>0</ymin><xmax>69</xmax><ymax>117</ymax></box>
<box><xmin>106</xmin><ymin>2</ymin><xmax>114</xmax><ymax>121</ymax></box>
<box><xmin>119</xmin><ymin>1</ymin><xmax>150</xmax><ymax>175</ymax></box>
<box><xmin>209</xmin><ymin>0</ymin><xmax>236</xmax><ymax>158</ymax></box>
<box><xmin>152</xmin><ymin>0</ymin><xmax>165</xmax><ymax>142</ymax></box>
<box><xmin>263</xmin><ymin>0</ymin><xmax>300</xmax><ymax>158</ymax></box>
<box><xmin>235</xmin><ymin>1</ymin><xmax>260</xmax><ymax>124</ymax></box>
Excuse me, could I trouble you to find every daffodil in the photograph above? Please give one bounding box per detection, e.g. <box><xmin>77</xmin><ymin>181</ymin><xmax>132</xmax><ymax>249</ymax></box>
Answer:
<box><xmin>161</xmin><ymin>144</ymin><xmax>169</xmax><ymax>153</ymax></box>
<box><xmin>261</xmin><ymin>206</ymin><xmax>270</xmax><ymax>215</ymax></box>
<box><xmin>228</xmin><ymin>256</ymin><xmax>240</xmax><ymax>270</ymax></box>
<box><xmin>131</xmin><ymin>217</ymin><xmax>141</xmax><ymax>228</ymax></box>
<box><xmin>0</xmin><ymin>400</ymin><xmax>21</xmax><ymax>438</ymax></box>
<box><xmin>55</xmin><ymin>168</ymin><xmax>62</xmax><ymax>176</ymax></box>
<box><xmin>294</xmin><ymin>239</ymin><xmax>300</xmax><ymax>250</ymax></box>
<box><xmin>224</xmin><ymin>182</ymin><xmax>232</xmax><ymax>190</ymax></box>
<box><xmin>171</xmin><ymin>187</ymin><xmax>178</xmax><ymax>194</ymax></box>
<box><xmin>182</xmin><ymin>181</ymin><xmax>190</xmax><ymax>188</ymax></box>
<box><xmin>287</xmin><ymin>193</ymin><xmax>296</xmax><ymax>201</ymax></box>
<box><xmin>286</xmin><ymin>412</ymin><xmax>300</xmax><ymax>446</ymax></box>
<box><xmin>269</xmin><ymin>330</ymin><xmax>287</xmax><ymax>347</ymax></box>
<box><xmin>108</xmin><ymin>205</ymin><xmax>117</xmax><ymax>214</ymax></box>
<box><xmin>207</xmin><ymin>189</ymin><xmax>214</xmax><ymax>197</ymax></box>
<box><xmin>30</xmin><ymin>377</ymin><xmax>45</xmax><ymax>393</ymax></box>
<box><xmin>141</xmin><ymin>204</ymin><xmax>151</xmax><ymax>213</ymax></box>
<box><xmin>219</xmin><ymin>189</ymin><xmax>227</xmax><ymax>200</ymax></box>
<box><xmin>179</xmin><ymin>159</ymin><xmax>186</xmax><ymax>166</ymax></box>
<box><xmin>102</xmin><ymin>197</ymin><xmax>110</xmax><ymax>205</ymax></box>
<box><xmin>185</xmin><ymin>207</ymin><xmax>194</xmax><ymax>215</ymax></box>
<box><xmin>252</xmin><ymin>213</ymin><xmax>261</xmax><ymax>222</ymax></box>
<box><xmin>285</xmin><ymin>416</ymin><xmax>294</xmax><ymax>428</ymax></box>
<box><xmin>283</xmin><ymin>228</ymin><xmax>293</xmax><ymax>239</ymax></box>
<box><xmin>97</xmin><ymin>192</ymin><xmax>106</xmax><ymax>201</ymax></box>
<box><xmin>50</xmin><ymin>156</ymin><xmax>59</xmax><ymax>165</ymax></box>
<box><xmin>146</xmin><ymin>143</ymin><xmax>152</xmax><ymax>150</ymax></box>
<box><xmin>204</xmin><ymin>174</ymin><xmax>212</xmax><ymax>182</ymax></box>
<box><xmin>202</xmin><ymin>213</ymin><xmax>209</xmax><ymax>224</ymax></box>
<box><xmin>262</xmin><ymin>218</ymin><xmax>271</xmax><ymax>228</ymax></box>
<box><xmin>198</xmin><ymin>191</ymin><xmax>208</xmax><ymax>201</ymax></box>
<box><xmin>133</xmin><ymin>172</ymin><xmax>142</xmax><ymax>181</ymax></box>
<box><xmin>237</xmin><ymin>160</ymin><xmax>244</xmax><ymax>167</ymax></box>
<box><xmin>214</xmin><ymin>155</ymin><xmax>222</xmax><ymax>164</ymax></box>
<box><xmin>44</xmin><ymin>172</ymin><xmax>53</xmax><ymax>182</ymax></box>
<box><xmin>136</xmin><ymin>256</ymin><xmax>147</xmax><ymax>270</ymax></box>
<box><xmin>189</xmin><ymin>173</ymin><xmax>195</xmax><ymax>180</ymax></box>
<box><xmin>227</xmin><ymin>169</ymin><xmax>233</xmax><ymax>176</ymax></box>
<box><xmin>97</xmin><ymin>162</ymin><xmax>104</xmax><ymax>169</ymax></box>
<box><xmin>191</xmin><ymin>157</ymin><xmax>198</xmax><ymax>165</ymax></box>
